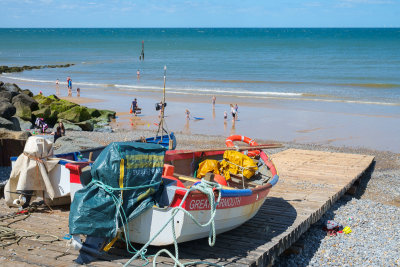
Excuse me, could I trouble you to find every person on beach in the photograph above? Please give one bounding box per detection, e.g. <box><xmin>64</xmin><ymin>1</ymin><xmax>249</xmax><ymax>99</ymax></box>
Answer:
<box><xmin>224</xmin><ymin>111</ymin><xmax>228</xmax><ymax>120</ymax></box>
<box><xmin>56</xmin><ymin>79</ymin><xmax>60</xmax><ymax>95</ymax></box>
<box><xmin>185</xmin><ymin>109</ymin><xmax>190</xmax><ymax>120</ymax></box>
<box><xmin>58</xmin><ymin>121</ymin><xmax>66</xmax><ymax>136</ymax></box>
<box><xmin>212</xmin><ymin>96</ymin><xmax>216</xmax><ymax>108</ymax></box>
<box><xmin>67</xmin><ymin>77</ymin><xmax>72</xmax><ymax>97</ymax></box>
<box><xmin>137</xmin><ymin>69</ymin><xmax>140</xmax><ymax>79</ymax></box>
<box><xmin>130</xmin><ymin>98</ymin><xmax>138</xmax><ymax>116</ymax></box>
<box><xmin>230</xmin><ymin>104</ymin><xmax>236</xmax><ymax>121</ymax></box>
<box><xmin>77</xmin><ymin>87</ymin><xmax>80</xmax><ymax>97</ymax></box>
<box><xmin>51</xmin><ymin>126</ymin><xmax>62</xmax><ymax>143</ymax></box>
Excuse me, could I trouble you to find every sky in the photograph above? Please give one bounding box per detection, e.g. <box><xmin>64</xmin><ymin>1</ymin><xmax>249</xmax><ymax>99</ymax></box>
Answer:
<box><xmin>0</xmin><ymin>0</ymin><xmax>399</xmax><ymax>28</ymax></box>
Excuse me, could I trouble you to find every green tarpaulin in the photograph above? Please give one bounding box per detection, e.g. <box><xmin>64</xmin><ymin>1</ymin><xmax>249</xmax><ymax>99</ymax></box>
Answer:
<box><xmin>69</xmin><ymin>142</ymin><xmax>166</xmax><ymax>238</ymax></box>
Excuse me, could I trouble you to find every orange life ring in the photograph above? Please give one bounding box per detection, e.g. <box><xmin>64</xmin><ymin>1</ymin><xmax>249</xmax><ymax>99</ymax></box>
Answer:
<box><xmin>225</xmin><ymin>135</ymin><xmax>261</xmax><ymax>157</ymax></box>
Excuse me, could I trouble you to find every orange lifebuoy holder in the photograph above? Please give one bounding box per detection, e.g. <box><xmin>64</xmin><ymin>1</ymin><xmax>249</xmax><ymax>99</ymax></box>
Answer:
<box><xmin>225</xmin><ymin>135</ymin><xmax>261</xmax><ymax>157</ymax></box>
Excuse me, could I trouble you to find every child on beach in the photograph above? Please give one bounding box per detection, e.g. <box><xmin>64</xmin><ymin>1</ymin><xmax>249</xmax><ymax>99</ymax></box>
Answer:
<box><xmin>185</xmin><ymin>109</ymin><xmax>190</xmax><ymax>120</ymax></box>
<box><xmin>77</xmin><ymin>88</ymin><xmax>80</xmax><ymax>97</ymax></box>
<box><xmin>212</xmin><ymin>96</ymin><xmax>216</xmax><ymax>108</ymax></box>
<box><xmin>224</xmin><ymin>111</ymin><xmax>228</xmax><ymax>120</ymax></box>
<box><xmin>137</xmin><ymin>69</ymin><xmax>140</xmax><ymax>79</ymax></box>
<box><xmin>235</xmin><ymin>104</ymin><xmax>239</xmax><ymax>119</ymax></box>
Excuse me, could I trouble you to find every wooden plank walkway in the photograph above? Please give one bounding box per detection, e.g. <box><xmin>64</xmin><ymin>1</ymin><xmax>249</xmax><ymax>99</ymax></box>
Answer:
<box><xmin>0</xmin><ymin>149</ymin><xmax>374</xmax><ymax>266</ymax></box>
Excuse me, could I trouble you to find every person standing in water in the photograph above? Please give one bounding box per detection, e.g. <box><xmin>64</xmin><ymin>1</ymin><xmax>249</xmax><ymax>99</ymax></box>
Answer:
<box><xmin>67</xmin><ymin>77</ymin><xmax>72</xmax><ymax>97</ymax></box>
<box><xmin>230</xmin><ymin>104</ymin><xmax>236</xmax><ymax>121</ymax></box>
<box><xmin>77</xmin><ymin>87</ymin><xmax>80</xmax><ymax>97</ymax></box>
<box><xmin>212</xmin><ymin>96</ymin><xmax>216</xmax><ymax>108</ymax></box>
<box><xmin>55</xmin><ymin>79</ymin><xmax>60</xmax><ymax>95</ymax></box>
<box><xmin>137</xmin><ymin>69</ymin><xmax>140</xmax><ymax>80</ymax></box>
<box><xmin>185</xmin><ymin>109</ymin><xmax>190</xmax><ymax>120</ymax></box>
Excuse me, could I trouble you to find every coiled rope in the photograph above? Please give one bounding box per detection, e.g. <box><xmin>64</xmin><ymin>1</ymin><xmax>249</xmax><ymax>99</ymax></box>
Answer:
<box><xmin>0</xmin><ymin>210</ymin><xmax>59</xmax><ymax>248</ymax></box>
<box><xmin>84</xmin><ymin>176</ymin><xmax>224</xmax><ymax>266</ymax></box>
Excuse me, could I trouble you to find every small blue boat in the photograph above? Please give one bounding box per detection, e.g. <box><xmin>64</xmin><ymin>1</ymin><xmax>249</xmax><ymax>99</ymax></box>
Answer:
<box><xmin>79</xmin><ymin>132</ymin><xmax>176</xmax><ymax>161</ymax></box>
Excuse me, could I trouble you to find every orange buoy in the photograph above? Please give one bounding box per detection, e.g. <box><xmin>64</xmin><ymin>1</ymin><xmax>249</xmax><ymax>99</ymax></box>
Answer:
<box><xmin>225</xmin><ymin>135</ymin><xmax>261</xmax><ymax>157</ymax></box>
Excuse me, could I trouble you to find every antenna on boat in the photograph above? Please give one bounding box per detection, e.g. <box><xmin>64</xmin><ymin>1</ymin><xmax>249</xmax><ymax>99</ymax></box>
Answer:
<box><xmin>155</xmin><ymin>65</ymin><xmax>173</xmax><ymax>149</ymax></box>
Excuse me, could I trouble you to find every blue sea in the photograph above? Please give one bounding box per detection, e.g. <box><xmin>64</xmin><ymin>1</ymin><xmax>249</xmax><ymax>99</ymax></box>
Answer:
<box><xmin>1</xmin><ymin>28</ymin><xmax>400</xmax><ymax>106</ymax></box>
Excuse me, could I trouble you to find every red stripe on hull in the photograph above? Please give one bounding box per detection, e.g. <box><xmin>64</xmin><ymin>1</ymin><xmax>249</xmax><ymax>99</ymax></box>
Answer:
<box><xmin>170</xmin><ymin>186</ymin><xmax>271</xmax><ymax>211</ymax></box>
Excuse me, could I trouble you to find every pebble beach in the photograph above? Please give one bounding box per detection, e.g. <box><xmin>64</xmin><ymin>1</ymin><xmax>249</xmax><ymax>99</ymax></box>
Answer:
<box><xmin>2</xmin><ymin>129</ymin><xmax>399</xmax><ymax>266</ymax></box>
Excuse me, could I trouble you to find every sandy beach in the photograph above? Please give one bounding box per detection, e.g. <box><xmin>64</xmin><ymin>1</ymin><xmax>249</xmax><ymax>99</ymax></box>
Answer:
<box><xmin>3</xmin><ymin>77</ymin><xmax>400</xmax><ymax>153</ymax></box>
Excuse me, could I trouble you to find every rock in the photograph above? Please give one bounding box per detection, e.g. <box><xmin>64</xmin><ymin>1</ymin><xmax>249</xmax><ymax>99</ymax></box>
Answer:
<box><xmin>0</xmin><ymin>101</ymin><xmax>16</xmax><ymax>119</ymax></box>
<box><xmin>9</xmin><ymin>117</ymin><xmax>21</xmax><ymax>131</ymax></box>
<box><xmin>21</xmin><ymin>89</ymin><xmax>34</xmax><ymax>97</ymax></box>
<box><xmin>87</xmin><ymin>108</ymin><xmax>101</xmax><ymax>118</ymax></box>
<box><xmin>0</xmin><ymin>128</ymin><xmax>31</xmax><ymax>139</ymax></box>
<box><xmin>53</xmin><ymin>135</ymin><xmax>101</xmax><ymax>154</ymax></box>
<box><xmin>32</xmin><ymin>107</ymin><xmax>51</xmax><ymax>120</ymax></box>
<box><xmin>0</xmin><ymin>91</ymin><xmax>12</xmax><ymax>102</ymax></box>
<box><xmin>13</xmin><ymin>116</ymin><xmax>32</xmax><ymax>130</ymax></box>
<box><xmin>34</xmin><ymin>94</ymin><xmax>55</xmax><ymax>106</ymax></box>
<box><xmin>62</xmin><ymin>121</ymin><xmax>82</xmax><ymax>131</ymax></box>
<box><xmin>58</xmin><ymin>106</ymin><xmax>91</xmax><ymax>123</ymax></box>
<box><xmin>50</xmin><ymin>101</ymin><xmax>77</xmax><ymax>113</ymax></box>
<box><xmin>0</xmin><ymin>83</ymin><xmax>21</xmax><ymax>97</ymax></box>
<box><xmin>47</xmin><ymin>110</ymin><xmax>59</xmax><ymax>126</ymax></box>
<box><xmin>98</xmin><ymin>109</ymin><xmax>116</xmax><ymax>122</ymax></box>
<box><xmin>13</xmin><ymin>101</ymin><xmax>32</xmax><ymax>121</ymax></box>
<box><xmin>0</xmin><ymin>117</ymin><xmax>14</xmax><ymax>130</ymax></box>
<box><xmin>93</xmin><ymin>125</ymin><xmax>113</xmax><ymax>133</ymax></box>
<box><xmin>47</xmin><ymin>95</ymin><xmax>60</xmax><ymax>101</ymax></box>
<box><xmin>12</xmin><ymin>93</ymin><xmax>38</xmax><ymax>111</ymax></box>
<box><xmin>75</xmin><ymin>120</ymin><xmax>94</xmax><ymax>131</ymax></box>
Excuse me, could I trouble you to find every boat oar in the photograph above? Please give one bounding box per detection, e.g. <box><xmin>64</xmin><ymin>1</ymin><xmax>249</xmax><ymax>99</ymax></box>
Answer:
<box><xmin>167</xmin><ymin>144</ymin><xmax>283</xmax><ymax>155</ymax></box>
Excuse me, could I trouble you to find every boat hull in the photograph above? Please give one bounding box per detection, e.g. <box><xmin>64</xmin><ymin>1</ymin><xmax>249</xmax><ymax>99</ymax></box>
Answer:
<box><xmin>128</xmin><ymin>191</ymin><xmax>269</xmax><ymax>246</ymax></box>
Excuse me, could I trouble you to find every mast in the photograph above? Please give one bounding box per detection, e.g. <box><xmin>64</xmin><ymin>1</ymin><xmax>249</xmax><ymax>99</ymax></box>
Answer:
<box><xmin>156</xmin><ymin>65</ymin><xmax>173</xmax><ymax>149</ymax></box>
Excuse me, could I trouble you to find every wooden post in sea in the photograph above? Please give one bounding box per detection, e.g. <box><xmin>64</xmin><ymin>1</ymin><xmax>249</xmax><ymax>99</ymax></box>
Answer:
<box><xmin>141</xmin><ymin>40</ymin><xmax>144</xmax><ymax>60</ymax></box>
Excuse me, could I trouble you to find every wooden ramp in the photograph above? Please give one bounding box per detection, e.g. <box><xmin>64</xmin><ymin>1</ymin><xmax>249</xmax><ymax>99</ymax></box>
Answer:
<box><xmin>0</xmin><ymin>149</ymin><xmax>374</xmax><ymax>266</ymax></box>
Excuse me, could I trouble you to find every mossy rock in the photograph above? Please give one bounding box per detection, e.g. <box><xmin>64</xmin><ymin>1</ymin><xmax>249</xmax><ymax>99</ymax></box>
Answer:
<box><xmin>33</xmin><ymin>94</ymin><xmax>54</xmax><ymax>106</ymax></box>
<box><xmin>47</xmin><ymin>110</ymin><xmax>59</xmax><ymax>126</ymax></box>
<box><xmin>98</xmin><ymin>109</ymin><xmax>116</xmax><ymax>122</ymax></box>
<box><xmin>58</xmin><ymin>106</ymin><xmax>91</xmax><ymax>123</ymax></box>
<box><xmin>32</xmin><ymin>107</ymin><xmax>51</xmax><ymax>119</ymax></box>
<box><xmin>87</xmin><ymin>108</ymin><xmax>101</xmax><ymax>118</ymax></box>
<box><xmin>48</xmin><ymin>95</ymin><xmax>60</xmax><ymax>101</ymax></box>
<box><xmin>50</xmin><ymin>101</ymin><xmax>78</xmax><ymax>113</ymax></box>
<box><xmin>13</xmin><ymin>101</ymin><xmax>32</xmax><ymax>121</ymax></box>
<box><xmin>62</xmin><ymin>121</ymin><xmax>82</xmax><ymax>131</ymax></box>
<box><xmin>21</xmin><ymin>89</ymin><xmax>34</xmax><ymax>97</ymax></box>
<box><xmin>75</xmin><ymin>120</ymin><xmax>94</xmax><ymax>131</ymax></box>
